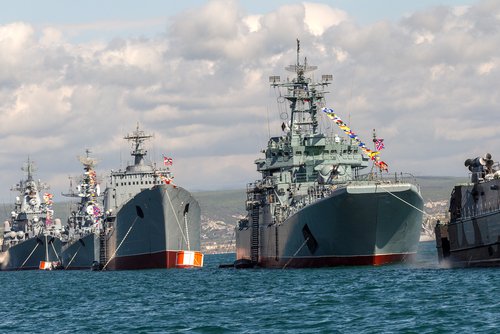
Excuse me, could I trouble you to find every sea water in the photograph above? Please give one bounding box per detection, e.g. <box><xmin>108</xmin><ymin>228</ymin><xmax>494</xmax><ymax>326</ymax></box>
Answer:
<box><xmin>1</xmin><ymin>241</ymin><xmax>498</xmax><ymax>333</ymax></box>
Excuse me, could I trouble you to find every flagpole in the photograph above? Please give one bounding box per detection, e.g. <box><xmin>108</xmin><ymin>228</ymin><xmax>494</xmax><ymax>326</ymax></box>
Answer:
<box><xmin>371</xmin><ymin>129</ymin><xmax>377</xmax><ymax>175</ymax></box>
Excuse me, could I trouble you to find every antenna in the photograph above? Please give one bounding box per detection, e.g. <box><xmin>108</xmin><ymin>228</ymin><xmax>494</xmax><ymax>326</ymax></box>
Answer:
<box><xmin>285</xmin><ymin>39</ymin><xmax>317</xmax><ymax>75</ymax></box>
<box><xmin>297</xmin><ymin>38</ymin><xmax>300</xmax><ymax>67</ymax></box>
<box><xmin>124</xmin><ymin>123</ymin><xmax>154</xmax><ymax>166</ymax></box>
<box><xmin>22</xmin><ymin>157</ymin><xmax>36</xmax><ymax>181</ymax></box>
<box><xmin>78</xmin><ymin>149</ymin><xmax>98</xmax><ymax>170</ymax></box>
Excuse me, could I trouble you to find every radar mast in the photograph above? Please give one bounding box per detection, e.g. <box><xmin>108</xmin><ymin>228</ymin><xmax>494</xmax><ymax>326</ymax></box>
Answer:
<box><xmin>124</xmin><ymin>123</ymin><xmax>154</xmax><ymax>166</ymax></box>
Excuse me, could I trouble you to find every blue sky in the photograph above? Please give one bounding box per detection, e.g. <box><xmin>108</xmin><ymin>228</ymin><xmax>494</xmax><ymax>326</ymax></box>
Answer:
<box><xmin>0</xmin><ymin>0</ymin><xmax>497</xmax><ymax>201</ymax></box>
<box><xmin>0</xmin><ymin>0</ymin><xmax>478</xmax><ymax>42</ymax></box>
<box><xmin>1</xmin><ymin>1</ymin><xmax>476</xmax><ymax>22</ymax></box>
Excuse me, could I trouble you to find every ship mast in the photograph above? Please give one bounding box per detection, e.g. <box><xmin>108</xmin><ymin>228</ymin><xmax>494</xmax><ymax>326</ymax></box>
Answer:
<box><xmin>12</xmin><ymin>158</ymin><xmax>48</xmax><ymax>193</ymax></box>
<box><xmin>63</xmin><ymin>149</ymin><xmax>100</xmax><ymax>197</ymax></box>
<box><xmin>124</xmin><ymin>123</ymin><xmax>154</xmax><ymax>166</ymax></box>
<box><xmin>79</xmin><ymin>148</ymin><xmax>98</xmax><ymax>171</ymax></box>
<box><xmin>270</xmin><ymin>39</ymin><xmax>331</xmax><ymax>138</ymax></box>
<box><xmin>22</xmin><ymin>157</ymin><xmax>35</xmax><ymax>182</ymax></box>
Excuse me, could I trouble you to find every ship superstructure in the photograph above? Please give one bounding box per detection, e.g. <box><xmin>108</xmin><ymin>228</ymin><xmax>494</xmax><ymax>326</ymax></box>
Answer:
<box><xmin>0</xmin><ymin>159</ymin><xmax>63</xmax><ymax>270</ymax></box>
<box><xmin>235</xmin><ymin>41</ymin><xmax>424</xmax><ymax>268</ymax></box>
<box><xmin>101</xmin><ymin>125</ymin><xmax>202</xmax><ymax>269</ymax></box>
<box><xmin>435</xmin><ymin>154</ymin><xmax>500</xmax><ymax>267</ymax></box>
<box><xmin>60</xmin><ymin>150</ymin><xmax>104</xmax><ymax>269</ymax></box>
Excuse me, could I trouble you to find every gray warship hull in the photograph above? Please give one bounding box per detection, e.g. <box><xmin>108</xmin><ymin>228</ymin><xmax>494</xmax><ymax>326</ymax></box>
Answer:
<box><xmin>61</xmin><ymin>233</ymin><xmax>99</xmax><ymax>270</ymax></box>
<box><xmin>436</xmin><ymin>178</ymin><xmax>500</xmax><ymax>267</ymax></box>
<box><xmin>104</xmin><ymin>185</ymin><xmax>201</xmax><ymax>270</ymax></box>
<box><xmin>236</xmin><ymin>183</ymin><xmax>423</xmax><ymax>268</ymax></box>
<box><xmin>0</xmin><ymin>235</ymin><xmax>62</xmax><ymax>271</ymax></box>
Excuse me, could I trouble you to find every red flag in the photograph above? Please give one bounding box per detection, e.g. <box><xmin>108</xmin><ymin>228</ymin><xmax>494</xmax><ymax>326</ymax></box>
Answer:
<box><xmin>374</xmin><ymin>139</ymin><xmax>384</xmax><ymax>151</ymax></box>
<box><xmin>163</xmin><ymin>156</ymin><xmax>173</xmax><ymax>166</ymax></box>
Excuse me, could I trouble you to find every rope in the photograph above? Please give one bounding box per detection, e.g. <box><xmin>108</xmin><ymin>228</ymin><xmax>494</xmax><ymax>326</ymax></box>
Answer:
<box><xmin>282</xmin><ymin>237</ymin><xmax>309</xmax><ymax>269</ymax></box>
<box><xmin>102</xmin><ymin>216</ymin><xmax>139</xmax><ymax>270</ymax></box>
<box><xmin>64</xmin><ymin>243</ymin><xmax>82</xmax><ymax>269</ymax></box>
<box><xmin>164</xmin><ymin>187</ymin><xmax>189</xmax><ymax>248</ymax></box>
<box><xmin>376</xmin><ymin>184</ymin><xmax>429</xmax><ymax>216</ymax></box>
<box><xmin>50</xmin><ymin>238</ymin><xmax>62</xmax><ymax>263</ymax></box>
<box><xmin>183</xmin><ymin>213</ymin><xmax>191</xmax><ymax>251</ymax></box>
<box><xmin>18</xmin><ymin>239</ymin><xmax>41</xmax><ymax>270</ymax></box>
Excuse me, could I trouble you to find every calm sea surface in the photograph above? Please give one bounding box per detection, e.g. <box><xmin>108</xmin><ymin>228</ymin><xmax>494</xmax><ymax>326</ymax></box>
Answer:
<box><xmin>1</xmin><ymin>241</ymin><xmax>499</xmax><ymax>333</ymax></box>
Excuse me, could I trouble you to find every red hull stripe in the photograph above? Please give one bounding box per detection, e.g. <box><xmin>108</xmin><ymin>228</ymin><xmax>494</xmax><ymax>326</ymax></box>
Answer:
<box><xmin>259</xmin><ymin>253</ymin><xmax>416</xmax><ymax>268</ymax></box>
<box><xmin>106</xmin><ymin>250</ymin><xmax>182</xmax><ymax>270</ymax></box>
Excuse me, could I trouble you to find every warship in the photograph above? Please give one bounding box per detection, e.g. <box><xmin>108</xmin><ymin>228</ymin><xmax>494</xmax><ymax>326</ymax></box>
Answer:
<box><xmin>60</xmin><ymin>151</ymin><xmax>104</xmax><ymax>270</ymax></box>
<box><xmin>0</xmin><ymin>159</ymin><xmax>63</xmax><ymax>270</ymax></box>
<box><xmin>235</xmin><ymin>41</ymin><xmax>424</xmax><ymax>268</ymax></box>
<box><xmin>435</xmin><ymin>153</ymin><xmax>500</xmax><ymax>267</ymax></box>
<box><xmin>100</xmin><ymin>125</ymin><xmax>203</xmax><ymax>270</ymax></box>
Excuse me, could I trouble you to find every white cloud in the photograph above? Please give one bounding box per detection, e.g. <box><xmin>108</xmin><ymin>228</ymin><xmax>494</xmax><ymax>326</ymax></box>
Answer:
<box><xmin>303</xmin><ymin>2</ymin><xmax>349</xmax><ymax>36</ymax></box>
<box><xmin>477</xmin><ymin>60</ymin><xmax>497</xmax><ymax>75</ymax></box>
<box><xmin>242</xmin><ymin>15</ymin><xmax>262</xmax><ymax>33</ymax></box>
<box><xmin>0</xmin><ymin>22</ymin><xmax>34</xmax><ymax>64</ymax></box>
<box><xmin>2</xmin><ymin>0</ymin><xmax>500</xmax><ymax>203</ymax></box>
<box><xmin>414</xmin><ymin>30</ymin><xmax>435</xmax><ymax>44</ymax></box>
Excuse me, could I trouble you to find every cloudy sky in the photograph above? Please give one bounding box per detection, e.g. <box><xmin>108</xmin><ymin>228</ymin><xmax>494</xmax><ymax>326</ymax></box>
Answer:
<box><xmin>0</xmin><ymin>0</ymin><xmax>496</xmax><ymax>203</ymax></box>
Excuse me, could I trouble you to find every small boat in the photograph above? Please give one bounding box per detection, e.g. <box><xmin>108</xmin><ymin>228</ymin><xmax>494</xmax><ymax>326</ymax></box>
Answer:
<box><xmin>435</xmin><ymin>153</ymin><xmax>500</xmax><ymax>267</ymax></box>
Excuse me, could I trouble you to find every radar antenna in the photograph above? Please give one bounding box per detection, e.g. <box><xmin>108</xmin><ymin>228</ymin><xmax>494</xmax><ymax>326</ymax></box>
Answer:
<box><xmin>78</xmin><ymin>148</ymin><xmax>99</xmax><ymax>170</ymax></box>
<box><xmin>21</xmin><ymin>157</ymin><xmax>36</xmax><ymax>181</ymax></box>
<box><xmin>124</xmin><ymin>123</ymin><xmax>154</xmax><ymax>166</ymax></box>
<box><xmin>285</xmin><ymin>39</ymin><xmax>318</xmax><ymax>78</ymax></box>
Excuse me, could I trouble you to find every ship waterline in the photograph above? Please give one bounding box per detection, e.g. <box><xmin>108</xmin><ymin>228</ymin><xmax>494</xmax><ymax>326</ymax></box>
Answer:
<box><xmin>103</xmin><ymin>184</ymin><xmax>201</xmax><ymax>270</ymax></box>
<box><xmin>1</xmin><ymin>235</ymin><xmax>62</xmax><ymax>271</ymax></box>
<box><xmin>436</xmin><ymin>157</ymin><xmax>500</xmax><ymax>267</ymax></box>
<box><xmin>59</xmin><ymin>150</ymin><xmax>104</xmax><ymax>270</ymax></box>
<box><xmin>235</xmin><ymin>40</ymin><xmax>423</xmax><ymax>268</ymax></box>
<box><xmin>1</xmin><ymin>159</ymin><xmax>64</xmax><ymax>271</ymax></box>
<box><xmin>100</xmin><ymin>125</ymin><xmax>203</xmax><ymax>270</ymax></box>
<box><xmin>60</xmin><ymin>126</ymin><xmax>203</xmax><ymax>271</ymax></box>
<box><xmin>237</xmin><ymin>183</ymin><xmax>423</xmax><ymax>268</ymax></box>
<box><xmin>61</xmin><ymin>233</ymin><xmax>99</xmax><ymax>270</ymax></box>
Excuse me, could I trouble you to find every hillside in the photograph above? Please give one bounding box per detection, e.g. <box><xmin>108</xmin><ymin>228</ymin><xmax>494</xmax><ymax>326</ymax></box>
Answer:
<box><xmin>0</xmin><ymin>177</ymin><xmax>466</xmax><ymax>254</ymax></box>
<box><xmin>192</xmin><ymin>189</ymin><xmax>245</xmax><ymax>254</ymax></box>
<box><xmin>193</xmin><ymin>176</ymin><xmax>468</xmax><ymax>253</ymax></box>
<box><xmin>414</xmin><ymin>176</ymin><xmax>468</xmax><ymax>201</ymax></box>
